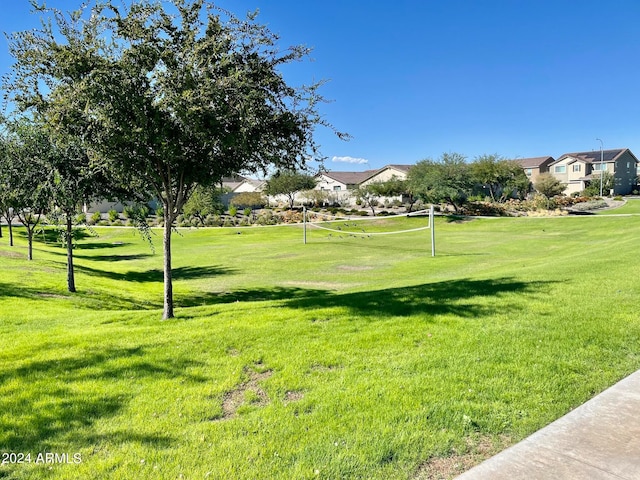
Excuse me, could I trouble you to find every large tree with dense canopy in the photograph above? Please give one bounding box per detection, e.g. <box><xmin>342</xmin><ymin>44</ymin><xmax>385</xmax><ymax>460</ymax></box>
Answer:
<box><xmin>6</xmin><ymin>0</ymin><xmax>344</xmax><ymax>318</ymax></box>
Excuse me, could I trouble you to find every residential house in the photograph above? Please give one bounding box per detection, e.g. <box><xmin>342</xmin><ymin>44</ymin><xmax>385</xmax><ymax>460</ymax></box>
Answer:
<box><xmin>514</xmin><ymin>156</ymin><xmax>554</xmax><ymax>184</ymax></box>
<box><xmin>359</xmin><ymin>164</ymin><xmax>413</xmax><ymax>187</ymax></box>
<box><xmin>312</xmin><ymin>165</ymin><xmax>414</xmax><ymax>206</ymax></box>
<box><xmin>548</xmin><ymin>149</ymin><xmax>639</xmax><ymax>195</ymax></box>
<box><xmin>313</xmin><ymin>170</ymin><xmax>378</xmax><ymax>205</ymax></box>
<box><xmin>220</xmin><ymin>175</ymin><xmax>267</xmax><ymax>206</ymax></box>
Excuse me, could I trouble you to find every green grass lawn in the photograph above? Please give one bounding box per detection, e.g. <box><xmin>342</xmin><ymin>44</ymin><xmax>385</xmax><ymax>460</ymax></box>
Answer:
<box><xmin>1</xmin><ymin>212</ymin><xmax>639</xmax><ymax>479</ymax></box>
<box><xmin>596</xmin><ymin>197</ymin><xmax>640</xmax><ymax>215</ymax></box>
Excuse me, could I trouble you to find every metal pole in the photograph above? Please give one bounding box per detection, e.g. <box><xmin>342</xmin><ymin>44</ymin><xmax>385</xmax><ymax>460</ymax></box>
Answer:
<box><xmin>303</xmin><ymin>206</ymin><xmax>307</xmax><ymax>244</ymax></box>
<box><xmin>596</xmin><ymin>138</ymin><xmax>604</xmax><ymax>196</ymax></box>
<box><xmin>430</xmin><ymin>204</ymin><xmax>435</xmax><ymax>257</ymax></box>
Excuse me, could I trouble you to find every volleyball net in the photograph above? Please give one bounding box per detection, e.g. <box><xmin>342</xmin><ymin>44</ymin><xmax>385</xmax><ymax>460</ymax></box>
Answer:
<box><xmin>302</xmin><ymin>205</ymin><xmax>435</xmax><ymax>256</ymax></box>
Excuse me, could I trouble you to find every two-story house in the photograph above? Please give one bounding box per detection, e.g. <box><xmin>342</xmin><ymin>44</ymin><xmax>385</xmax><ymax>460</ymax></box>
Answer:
<box><xmin>514</xmin><ymin>156</ymin><xmax>555</xmax><ymax>183</ymax></box>
<box><xmin>548</xmin><ymin>149</ymin><xmax>639</xmax><ymax>195</ymax></box>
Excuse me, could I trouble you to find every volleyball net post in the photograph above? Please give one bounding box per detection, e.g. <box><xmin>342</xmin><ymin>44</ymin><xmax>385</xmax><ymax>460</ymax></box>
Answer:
<box><xmin>430</xmin><ymin>204</ymin><xmax>435</xmax><ymax>257</ymax></box>
<box><xmin>303</xmin><ymin>205</ymin><xmax>435</xmax><ymax>256</ymax></box>
<box><xmin>303</xmin><ymin>206</ymin><xmax>307</xmax><ymax>245</ymax></box>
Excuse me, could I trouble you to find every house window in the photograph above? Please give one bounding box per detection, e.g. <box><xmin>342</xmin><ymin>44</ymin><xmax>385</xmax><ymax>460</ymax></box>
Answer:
<box><xmin>525</xmin><ymin>168</ymin><xmax>532</xmax><ymax>176</ymax></box>
<box><xmin>572</xmin><ymin>164</ymin><xmax>581</xmax><ymax>172</ymax></box>
<box><xmin>333</xmin><ymin>186</ymin><xmax>341</xmax><ymax>191</ymax></box>
<box><xmin>593</xmin><ymin>164</ymin><xmax>605</xmax><ymax>171</ymax></box>
<box><xmin>554</xmin><ymin>165</ymin><xmax>566</xmax><ymax>173</ymax></box>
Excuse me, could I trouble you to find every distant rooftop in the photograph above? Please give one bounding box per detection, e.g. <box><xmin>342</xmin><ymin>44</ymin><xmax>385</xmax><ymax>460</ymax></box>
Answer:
<box><xmin>558</xmin><ymin>148</ymin><xmax>628</xmax><ymax>164</ymax></box>
<box><xmin>514</xmin><ymin>156</ymin><xmax>555</xmax><ymax>168</ymax></box>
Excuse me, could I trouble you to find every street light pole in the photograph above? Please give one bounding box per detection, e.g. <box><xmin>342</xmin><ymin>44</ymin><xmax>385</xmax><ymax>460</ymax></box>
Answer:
<box><xmin>596</xmin><ymin>138</ymin><xmax>604</xmax><ymax>196</ymax></box>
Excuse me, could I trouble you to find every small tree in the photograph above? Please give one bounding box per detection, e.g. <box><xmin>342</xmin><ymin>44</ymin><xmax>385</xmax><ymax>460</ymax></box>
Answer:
<box><xmin>365</xmin><ymin>176</ymin><xmax>418</xmax><ymax>212</ymax></box>
<box><xmin>303</xmin><ymin>188</ymin><xmax>330</xmax><ymax>207</ymax></box>
<box><xmin>5</xmin><ymin>122</ymin><xmax>52</xmax><ymax>261</ymax></box>
<box><xmin>183</xmin><ymin>185</ymin><xmax>224</xmax><ymax>226</ymax></box>
<box><xmin>471</xmin><ymin>155</ymin><xmax>531</xmax><ymax>202</ymax></box>
<box><xmin>355</xmin><ymin>184</ymin><xmax>382</xmax><ymax>216</ymax></box>
<box><xmin>534</xmin><ymin>173</ymin><xmax>565</xmax><ymax>198</ymax></box>
<box><xmin>582</xmin><ymin>172</ymin><xmax>614</xmax><ymax>197</ymax></box>
<box><xmin>407</xmin><ymin>153</ymin><xmax>474</xmax><ymax>213</ymax></box>
<box><xmin>0</xmin><ymin>134</ymin><xmax>18</xmax><ymax>246</ymax></box>
<box><xmin>48</xmin><ymin>135</ymin><xmax>114</xmax><ymax>292</ymax></box>
<box><xmin>266</xmin><ymin>171</ymin><xmax>317</xmax><ymax>209</ymax></box>
<box><xmin>230</xmin><ymin>192</ymin><xmax>266</xmax><ymax>211</ymax></box>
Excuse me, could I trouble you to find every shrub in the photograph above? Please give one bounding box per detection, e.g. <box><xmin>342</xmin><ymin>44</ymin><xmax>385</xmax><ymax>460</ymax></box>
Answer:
<box><xmin>280</xmin><ymin>210</ymin><xmax>303</xmax><ymax>223</ymax></box>
<box><xmin>108</xmin><ymin>209</ymin><xmax>119</xmax><ymax>222</ymax></box>
<box><xmin>570</xmin><ymin>200</ymin><xmax>608</xmax><ymax>212</ymax></box>
<box><xmin>228</xmin><ymin>206</ymin><xmax>238</xmax><ymax>217</ymax></box>
<box><xmin>256</xmin><ymin>211</ymin><xmax>277</xmax><ymax>225</ymax></box>
<box><xmin>230</xmin><ymin>192</ymin><xmax>266</xmax><ymax>210</ymax></box>
<box><xmin>243</xmin><ymin>207</ymin><xmax>252</xmax><ymax>217</ymax></box>
<box><xmin>204</xmin><ymin>214</ymin><xmax>221</xmax><ymax>227</ymax></box>
<box><xmin>534</xmin><ymin>173</ymin><xmax>565</xmax><ymax>198</ymax></box>
<box><xmin>463</xmin><ymin>201</ymin><xmax>507</xmax><ymax>216</ymax></box>
<box><xmin>123</xmin><ymin>206</ymin><xmax>135</xmax><ymax>218</ymax></box>
<box><xmin>90</xmin><ymin>211</ymin><xmax>102</xmax><ymax>225</ymax></box>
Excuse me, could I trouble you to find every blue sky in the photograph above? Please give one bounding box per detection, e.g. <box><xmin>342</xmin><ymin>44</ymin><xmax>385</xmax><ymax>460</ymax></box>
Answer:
<box><xmin>2</xmin><ymin>1</ymin><xmax>640</xmax><ymax>171</ymax></box>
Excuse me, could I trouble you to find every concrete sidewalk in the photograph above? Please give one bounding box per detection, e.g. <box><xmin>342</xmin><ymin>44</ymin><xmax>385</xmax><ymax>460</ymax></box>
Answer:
<box><xmin>456</xmin><ymin>369</ymin><xmax>640</xmax><ymax>479</ymax></box>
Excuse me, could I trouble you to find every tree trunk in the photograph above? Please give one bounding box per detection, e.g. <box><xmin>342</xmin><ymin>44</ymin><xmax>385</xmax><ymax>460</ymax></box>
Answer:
<box><xmin>66</xmin><ymin>214</ymin><xmax>76</xmax><ymax>293</ymax></box>
<box><xmin>8</xmin><ymin>222</ymin><xmax>13</xmax><ymax>247</ymax></box>
<box><xmin>0</xmin><ymin>222</ymin><xmax>3</xmax><ymax>238</ymax></box>
<box><xmin>162</xmin><ymin>210</ymin><xmax>174</xmax><ymax>319</ymax></box>
<box><xmin>27</xmin><ymin>228</ymin><xmax>33</xmax><ymax>260</ymax></box>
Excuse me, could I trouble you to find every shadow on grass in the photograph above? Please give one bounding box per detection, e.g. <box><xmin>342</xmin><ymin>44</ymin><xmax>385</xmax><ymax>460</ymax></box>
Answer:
<box><xmin>177</xmin><ymin>286</ymin><xmax>327</xmax><ymax>308</ymax></box>
<box><xmin>42</xmin><ymin>240</ymin><xmax>135</xmax><ymax>251</ymax></box>
<box><xmin>17</xmin><ymin>227</ymin><xmax>94</xmax><ymax>245</ymax></box>
<box><xmin>74</xmin><ymin>241</ymin><xmax>135</xmax><ymax>250</ymax></box>
<box><xmin>75</xmin><ymin>264</ymin><xmax>235</xmax><ymax>283</ymax></box>
<box><xmin>282</xmin><ymin>277</ymin><xmax>551</xmax><ymax>319</ymax></box>
<box><xmin>73</xmin><ymin>252</ymin><xmax>153</xmax><ymax>262</ymax></box>
<box><xmin>175</xmin><ymin>277</ymin><xmax>552</xmax><ymax>321</ymax></box>
<box><xmin>0</xmin><ymin>346</ymin><xmax>201</xmax><ymax>452</ymax></box>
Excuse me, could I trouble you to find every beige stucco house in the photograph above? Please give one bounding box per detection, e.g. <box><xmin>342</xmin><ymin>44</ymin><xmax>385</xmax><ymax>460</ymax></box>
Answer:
<box><xmin>515</xmin><ymin>156</ymin><xmax>554</xmax><ymax>183</ymax></box>
<box><xmin>312</xmin><ymin>165</ymin><xmax>413</xmax><ymax>206</ymax></box>
<box><xmin>548</xmin><ymin>149</ymin><xmax>638</xmax><ymax>195</ymax></box>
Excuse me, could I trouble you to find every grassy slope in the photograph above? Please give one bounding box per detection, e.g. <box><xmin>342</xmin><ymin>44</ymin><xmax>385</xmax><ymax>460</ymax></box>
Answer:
<box><xmin>1</xmin><ymin>210</ymin><xmax>639</xmax><ymax>479</ymax></box>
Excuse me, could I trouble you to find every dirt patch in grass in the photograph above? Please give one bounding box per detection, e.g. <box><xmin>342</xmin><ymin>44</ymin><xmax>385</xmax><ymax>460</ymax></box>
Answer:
<box><xmin>0</xmin><ymin>250</ymin><xmax>22</xmax><ymax>259</ymax></box>
<box><xmin>37</xmin><ymin>293</ymin><xmax>70</xmax><ymax>299</ymax></box>
<box><xmin>281</xmin><ymin>281</ymin><xmax>349</xmax><ymax>289</ymax></box>
<box><xmin>284</xmin><ymin>390</ymin><xmax>304</xmax><ymax>404</ymax></box>
<box><xmin>413</xmin><ymin>435</ymin><xmax>512</xmax><ymax>480</ymax></box>
<box><xmin>337</xmin><ymin>265</ymin><xmax>373</xmax><ymax>271</ymax></box>
<box><xmin>217</xmin><ymin>364</ymin><xmax>273</xmax><ymax>420</ymax></box>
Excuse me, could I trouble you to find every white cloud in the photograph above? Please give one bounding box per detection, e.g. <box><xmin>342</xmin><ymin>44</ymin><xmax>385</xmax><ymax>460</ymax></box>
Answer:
<box><xmin>331</xmin><ymin>156</ymin><xmax>369</xmax><ymax>165</ymax></box>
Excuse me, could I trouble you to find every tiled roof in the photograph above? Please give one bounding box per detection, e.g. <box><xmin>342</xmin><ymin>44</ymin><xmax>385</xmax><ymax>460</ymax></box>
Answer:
<box><xmin>556</xmin><ymin>148</ymin><xmax>628</xmax><ymax>164</ymax></box>
<box><xmin>322</xmin><ymin>164</ymin><xmax>413</xmax><ymax>185</ymax></box>
<box><xmin>321</xmin><ymin>170</ymin><xmax>379</xmax><ymax>185</ymax></box>
<box><xmin>514</xmin><ymin>156</ymin><xmax>555</xmax><ymax>168</ymax></box>
<box><xmin>384</xmin><ymin>164</ymin><xmax>413</xmax><ymax>173</ymax></box>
